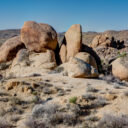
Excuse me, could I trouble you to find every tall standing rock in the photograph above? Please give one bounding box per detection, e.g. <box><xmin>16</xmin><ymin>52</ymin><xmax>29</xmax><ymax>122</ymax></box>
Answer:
<box><xmin>0</xmin><ymin>36</ymin><xmax>25</xmax><ymax>63</ymax></box>
<box><xmin>65</xmin><ymin>24</ymin><xmax>82</xmax><ymax>61</ymax></box>
<box><xmin>21</xmin><ymin>21</ymin><xmax>57</xmax><ymax>52</ymax></box>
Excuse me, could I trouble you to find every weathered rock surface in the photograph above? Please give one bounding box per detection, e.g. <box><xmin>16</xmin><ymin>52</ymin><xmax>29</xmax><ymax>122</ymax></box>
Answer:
<box><xmin>91</xmin><ymin>34</ymin><xmax>111</xmax><ymax>48</ymax></box>
<box><xmin>65</xmin><ymin>24</ymin><xmax>82</xmax><ymax>60</ymax></box>
<box><xmin>7</xmin><ymin>49</ymin><xmax>56</xmax><ymax>77</ymax></box>
<box><xmin>0</xmin><ymin>36</ymin><xmax>25</xmax><ymax>63</ymax></box>
<box><xmin>112</xmin><ymin>54</ymin><xmax>128</xmax><ymax>81</ymax></box>
<box><xmin>91</xmin><ymin>34</ymin><xmax>125</xmax><ymax>50</ymax></box>
<box><xmin>75</xmin><ymin>52</ymin><xmax>98</xmax><ymax>69</ymax></box>
<box><xmin>54</xmin><ymin>57</ymin><xmax>99</xmax><ymax>78</ymax></box>
<box><xmin>59</xmin><ymin>44</ymin><xmax>67</xmax><ymax>63</ymax></box>
<box><xmin>21</xmin><ymin>21</ymin><xmax>57</xmax><ymax>52</ymax></box>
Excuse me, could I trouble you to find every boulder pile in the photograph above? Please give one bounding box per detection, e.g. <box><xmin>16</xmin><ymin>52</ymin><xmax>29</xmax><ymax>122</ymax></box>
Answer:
<box><xmin>90</xmin><ymin>34</ymin><xmax>125</xmax><ymax>49</ymax></box>
<box><xmin>1</xmin><ymin>21</ymin><xmax>128</xmax><ymax>81</ymax></box>
<box><xmin>0</xmin><ymin>21</ymin><xmax>99</xmax><ymax>79</ymax></box>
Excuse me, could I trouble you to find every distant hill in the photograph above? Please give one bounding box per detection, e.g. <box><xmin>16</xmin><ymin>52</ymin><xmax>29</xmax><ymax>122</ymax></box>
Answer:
<box><xmin>0</xmin><ymin>29</ymin><xmax>20</xmax><ymax>45</ymax></box>
<box><xmin>0</xmin><ymin>29</ymin><xmax>128</xmax><ymax>46</ymax></box>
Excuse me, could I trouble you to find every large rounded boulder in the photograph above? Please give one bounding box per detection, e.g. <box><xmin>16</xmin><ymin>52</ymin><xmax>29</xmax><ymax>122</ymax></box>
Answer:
<box><xmin>0</xmin><ymin>36</ymin><xmax>25</xmax><ymax>63</ymax></box>
<box><xmin>21</xmin><ymin>21</ymin><xmax>57</xmax><ymax>52</ymax></box>
<box><xmin>75</xmin><ymin>52</ymin><xmax>98</xmax><ymax>69</ymax></box>
<box><xmin>53</xmin><ymin>57</ymin><xmax>99</xmax><ymax>78</ymax></box>
<box><xmin>112</xmin><ymin>54</ymin><xmax>128</xmax><ymax>81</ymax></box>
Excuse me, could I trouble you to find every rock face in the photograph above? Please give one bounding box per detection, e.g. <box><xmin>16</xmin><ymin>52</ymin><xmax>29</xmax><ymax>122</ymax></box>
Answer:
<box><xmin>91</xmin><ymin>34</ymin><xmax>125</xmax><ymax>49</ymax></box>
<box><xmin>21</xmin><ymin>21</ymin><xmax>57</xmax><ymax>52</ymax></box>
<box><xmin>75</xmin><ymin>52</ymin><xmax>98</xmax><ymax>69</ymax></box>
<box><xmin>112</xmin><ymin>55</ymin><xmax>128</xmax><ymax>81</ymax></box>
<box><xmin>0</xmin><ymin>36</ymin><xmax>25</xmax><ymax>63</ymax></box>
<box><xmin>65</xmin><ymin>24</ymin><xmax>82</xmax><ymax>61</ymax></box>
<box><xmin>91</xmin><ymin>34</ymin><xmax>111</xmax><ymax>48</ymax></box>
<box><xmin>54</xmin><ymin>57</ymin><xmax>99</xmax><ymax>78</ymax></box>
<box><xmin>8</xmin><ymin>49</ymin><xmax>56</xmax><ymax>77</ymax></box>
<box><xmin>59</xmin><ymin>44</ymin><xmax>67</xmax><ymax>63</ymax></box>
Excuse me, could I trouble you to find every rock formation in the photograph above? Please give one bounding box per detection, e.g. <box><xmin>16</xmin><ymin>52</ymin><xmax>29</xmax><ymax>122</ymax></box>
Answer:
<box><xmin>112</xmin><ymin>54</ymin><xmax>128</xmax><ymax>81</ymax></box>
<box><xmin>91</xmin><ymin>34</ymin><xmax>111</xmax><ymax>48</ymax></box>
<box><xmin>21</xmin><ymin>21</ymin><xmax>57</xmax><ymax>52</ymax></box>
<box><xmin>0</xmin><ymin>36</ymin><xmax>25</xmax><ymax>63</ymax></box>
<box><xmin>91</xmin><ymin>34</ymin><xmax>125</xmax><ymax>49</ymax></box>
<box><xmin>75</xmin><ymin>52</ymin><xmax>98</xmax><ymax>69</ymax></box>
<box><xmin>8</xmin><ymin>49</ymin><xmax>56</xmax><ymax>77</ymax></box>
<box><xmin>59</xmin><ymin>24</ymin><xmax>82</xmax><ymax>63</ymax></box>
<box><xmin>65</xmin><ymin>24</ymin><xmax>82</xmax><ymax>60</ymax></box>
<box><xmin>54</xmin><ymin>57</ymin><xmax>99</xmax><ymax>78</ymax></box>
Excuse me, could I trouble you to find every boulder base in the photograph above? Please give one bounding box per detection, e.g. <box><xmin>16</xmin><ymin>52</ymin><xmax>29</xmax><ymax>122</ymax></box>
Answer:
<box><xmin>7</xmin><ymin>49</ymin><xmax>57</xmax><ymax>77</ymax></box>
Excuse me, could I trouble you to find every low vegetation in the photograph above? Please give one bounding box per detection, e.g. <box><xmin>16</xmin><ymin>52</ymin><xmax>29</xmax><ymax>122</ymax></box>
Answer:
<box><xmin>97</xmin><ymin>114</ymin><xmax>128</xmax><ymax>128</ymax></box>
<box><xmin>69</xmin><ymin>97</ymin><xmax>77</xmax><ymax>104</ymax></box>
<box><xmin>117</xmin><ymin>51</ymin><xmax>127</xmax><ymax>58</ymax></box>
<box><xmin>24</xmin><ymin>102</ymin><xmax>78</xmax><ymax>128</ymax></box>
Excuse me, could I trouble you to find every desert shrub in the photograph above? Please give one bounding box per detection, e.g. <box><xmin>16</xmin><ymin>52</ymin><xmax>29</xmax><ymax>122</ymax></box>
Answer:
<box><xmin>24</xmin><ymin>102</ymin><xmax>78</xmax><ymax>128</ymax></box>
<box><xmin>49</xmin><ymin>67</ymin><xmax>64</xmax><ymax>74</ymax></box>
<box><xmin>85</xmin><ymin>115</ymin><xmax>99</xmax><ymax>122</ymax></box>
<box><xmin>10</xmin><ymin>97</ymin><xmax>25</xmax><ymax>105</ymax></box>
<box><xmin>0</xmin><ymin>117</ymin><xmax>12</xmax><ymax>128</ymax></box>
<box><xmin>94</xmin><ymin>96</ymin><xmax>107</xmax><ymax>107</ymax></box>
<box><xmin>10</xmin><ymin>115</ymin><xmax>20</xmax><ymax>122</ymax></box>
<box><xmin>85</xmin><ymin>96</ymin><xmax>107</xmax><ymax>109</ymax></box>
<box><xmin>82</xmin><ymin>122</ymin><xmax>96</xmax><ymax>128</ymax></box>
<box><xmin>69</xmin><ymin>97</ymin><xmax>77</xmax><ymax>104</ymax></box>
<box><xmin>0</xmin><ymin>62</ymin><xmax>10</xmax><ymax>70</ymax></box>
<box><xmin>0</xmin><ymin>109</ymin><xmax>7</xmax><ymax>117</ymax></box>
<box><xmin>32</xmin><ymin>91</ymin><xmax>37</xmax><ymax>95</ymax></box>
<box><xmin>97</xmin><ymin>114</ymin><xmax>128</xmax><ymax>128</ymax></box>
<box><xmin>32</xmin><ymin>103</ymin><xmax>59</xmax><ymax>117</ymax></box>
<box><xmin>117</xmin><ymin>52</ymin><xmax>127</xmax><ymax>58</ymax></box>
<box><xmin>86</xmin><ymin>86</ymin><xmax>98</xmax><ymax>93</ymax></box>
<box><xmin>43</xmin><ymin>87</ymin><xmax>52</xmax><ymax>94</ymax></box>
<box><xmin>82</xmin><ymin>94</ymin><xmax>96</xmax><ymax>101</ymax></box>
<box><xmin>66</xmin><ymin>104</ymin><xmax>81</xmax><ymax>116</ymax></box>
<box><xmin>24</xmin><ymin>117</ymin><xmax>47</xmax><ymax>128</ymax></box>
